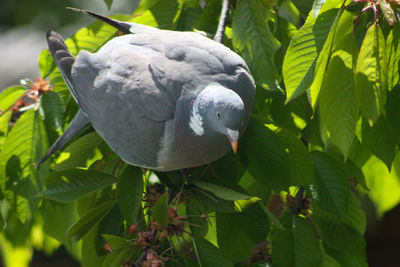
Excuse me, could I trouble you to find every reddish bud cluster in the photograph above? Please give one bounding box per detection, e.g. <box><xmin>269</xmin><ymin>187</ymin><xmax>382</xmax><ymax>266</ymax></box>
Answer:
<box><xmin>144</xmin><ymin>184</ymin><xmax>165</xmax><ymax>207</ymax></box>
<box><xmin>135</xmin><ymin>231</ymin><xmax>152</xmax><ymax>249</ymax></box>
<box><xmin>10</xmin><ymin>78</ymin><xmax>52</xmax><ymax>112</ymax></box>
<box><xmin>141</xmin><ymin>250</ymin><xmax>167</xmax><ymax>267</ymax></box>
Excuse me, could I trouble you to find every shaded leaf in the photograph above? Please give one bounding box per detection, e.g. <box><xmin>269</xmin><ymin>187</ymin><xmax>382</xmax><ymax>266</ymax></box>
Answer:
<box><xmin>232</xmin><ymin>0</ymin><xmax>280</xmax><ymax>91</ymax></box>
<box><xmin>311</xmin><ymin>151</ymin><xmax>350</xmax><ymax>219</ymax></box>
<box><xmin>240</xmin><ymin>118</ymin><xmax>291</xmax><ymax>191</ymax></box>
<box><xmin>193</xmin><ymin>237</ymin><xmax>232</xmax><ymax>267</ymax></box>
<box><xmin>271</xmin><ymin>211</ymin><xmax>322</xmax><ymax>266</ymax></box>
<box><xmin>41</xmin><ymin>91</ymin><xmax>65</xmax><ymax>133</ymax></box>
<box><xmin>151</xmin><ymin>192</ymin><xmax>169</xmax><ymax>227</ymax></box>
<box><xmin>117</xmin><ymin>165</ymin><xmax>143</xmax><ymax>225</ymax></box>
<box><xmin>192</xmin><ymin>180</ymin><xmax>253</xmax><ymax>201</ymax></box>
<box><xmin>67</xmin><ymin>199</ymin><xmax>116</xmax><ymax>242</ymax></box>
<box><xmin>102</xmin><ymin>234</ymin><xmax>134</xmax><ymax>251</ymax></box>
<box><xmin>43</xmin><ymin>169</ymin><xmax>116</xmax><ymax>203</ymax></box>
<box><xmin>216</xmin><ymin>204</ymin><xmax>269</xmax><ymax>261</ymax></box>
<box><xmin>266</xmin><ymin>124</ymin><xmax>315</xmax><ymax>185</ymax></box>
<box><xmin>358</xmin><ymin>116</ymin><xmax>399</xmax><ymax>170</ymax></box>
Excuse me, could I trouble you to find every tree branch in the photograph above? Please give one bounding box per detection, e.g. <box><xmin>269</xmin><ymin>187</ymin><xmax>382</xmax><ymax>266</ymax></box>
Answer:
<box><xmin>214</xmin><ymin>0</ymin><xmax>232</xmax><ymax>44</ymax></box>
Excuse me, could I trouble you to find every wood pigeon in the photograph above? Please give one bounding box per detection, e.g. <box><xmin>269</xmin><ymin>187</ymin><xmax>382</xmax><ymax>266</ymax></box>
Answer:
<box><xmin>37</xmin><ymin>9</ymin><xmax>255</xmax><ymax>171</ymax></box>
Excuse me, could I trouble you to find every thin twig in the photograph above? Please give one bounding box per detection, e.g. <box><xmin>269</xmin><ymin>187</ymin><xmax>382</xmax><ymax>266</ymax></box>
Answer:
<box><xmin>214</xmin><ymin>0</ymin><xmax>232</xmax><ymax>44</ymax></box>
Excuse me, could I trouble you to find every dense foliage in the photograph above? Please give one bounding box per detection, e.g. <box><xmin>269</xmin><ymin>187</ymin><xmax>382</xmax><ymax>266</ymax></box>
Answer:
<box><xmin>0</xmin><ymin>0</ymin><xmax>400</xmax><ymax>266</ymax></box>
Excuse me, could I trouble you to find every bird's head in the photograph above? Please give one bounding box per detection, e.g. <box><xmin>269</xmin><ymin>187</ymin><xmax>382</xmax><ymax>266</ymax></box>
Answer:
<box><xmin>189</xmin><ymin>83</ymin><xmax>245</xmax><ymax>153</ymax></box>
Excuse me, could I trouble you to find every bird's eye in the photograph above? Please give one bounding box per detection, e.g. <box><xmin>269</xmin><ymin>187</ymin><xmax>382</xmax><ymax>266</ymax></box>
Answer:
<box><xmin>216</xmin><ymin>112</ymin><xmax>221</xmax><ymax>118</ymax></box>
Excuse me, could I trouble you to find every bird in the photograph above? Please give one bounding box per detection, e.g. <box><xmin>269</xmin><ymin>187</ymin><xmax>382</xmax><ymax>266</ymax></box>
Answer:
<box><xmin>37</xmin><ymin>8</ymin><xmax>256</xmax><ymax>172</ymax></box>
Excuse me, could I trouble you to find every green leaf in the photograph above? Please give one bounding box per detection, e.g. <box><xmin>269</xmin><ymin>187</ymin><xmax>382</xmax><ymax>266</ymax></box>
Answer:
<box><xmin>240</xmin><ymin>118</ymin><xmax>291</xmax><ymax>191</ymax></box>
<box><xmin>325</xmin><ymin>238</ymin><xmax>368</xmax><ymax>267</ymax></box>
<box><xmin>319</xmin><ymin>53</ymin><xmax>358</xmax><ymax>158</ymax></box>
<box><xmin>354</xmin><ymin>23</ymin><xmax>387</xmax><ymax>126</ymax></box>
<box><xmin>311</xmin><ymin>151</ymin><xmax>350</xmax><ymax>219</ymax></box>
<box><xmin>358</xmin><ymin>116</ymin><xmax>398</xmax><ymax>170</ymax></box>
<box><xmin>0</xmin><ymin>111</ymin><xmax>12</xmax><ymax>152</ymax></box>
<box><xmin>216</xmin><ymin>204</ymin><xmax>269</xmax><ymax>261</ymax></box>
<box><xmin>283</xmin><ymin>7</ymin><xmax>340</xmax><ymax>103</ymax></box>
<box><xmin>117</xmin><ymin>165</ymin><xmax>143</xmax><ymax>225</ymax></box>
<box><xmin>151</xmin><ymin>192</ymin><xmax>169</xmax><ymax>227</ymax></box>
<box><xmin>187</xmin><ymin>200</ymin><xmax>209</xmax><ymax>238</ymax></box>
<box><xmin>193</xmin><ymin>188</ymin><xmax>236</xmax><ymax>213</ymax></box>
<box><xmin>319</xmin><ymin>10</ymin><xmax>358</xmax><ymax>158</ymax></box>
<box><xmin>193</xmin><ymin>0</ymin><xmax>221</xmax><ymax>34</ymax></box>
<box><xmin>192</xmin><ymin>180</ymin><xmax>253</xmax><ymax>201</ymax></box>
<box><xmin>308</xmin><ymin>8</ymin><xmax>343</xmax><ymax>110</ymax></box>
<box><xmin>41</xmin><ymin>91</ymin><xmax>65</xmax><ymax>133</ymax></box>
<box><xmin>387</xmin><ymin>24</ymin><xmax>400</xmax><ymax>91</ymax></box>
<box><xmin>271</xmin><ymin>211</ymin><xmax>322</xmax><ymax>266</ymax></box>
<box><xmin>0</xmin><ymin>86</ymin><xmax>26</xmax><ymax>112</ymax></box>
<box><xmin>41</xmin><ymin>200</ymin><xmax>78</xmax><ymax>244</ymax></box>
<box><xmin>67</xmin><ymin>199</ymin><xmax>116</xmax><ymax>242</ymax></box>
<box><xmin>266</xmin><ymin>124</ymin><xmax>315</xmax><ymax>185</ymax></box>
<box><xmin>54</xmin><ymin>132</ymin><xmax>102</xmax><ymax>171</ymax></box>
<box><xmin>193</xmin><ymin>237</ymin><xmax>233</xmax><ymax>267</ymax></box>
<box><xmin>38</xmin><ymin>49</ymin><xmax>54</xmax><ymax>78</ymax></box>
<box><xmin>232</xmin><ymin>0</ymin><xmax>280</xmax><ymax>91</ymax></box>
<box><xmin>43</xmin><ymin>169</ymin><xmax>116</xmax><ymax>203</ymax></box>
<box><xmin>82</xmin><ymin>223</ymin><xmax>105</xmax><ymax>267</ymax></box>
<box><xmin>312</xmin><ymin>201</ymin><xmax>363</xmax><ymax>251</ymax></box>
<box><xmin>363</xmin><ymin>154</ymin><xmax>400</xmax><ymax>216</ymax></box>
<box><xmin>0</xmin><ymin>109</ymin><xmax>48</xmax><ymax>222</ymax></box>
<box><xmin>102</xmin><ymin>234</ymin><xmax>134</xmax><ymax>251</ymax></box>
<box><xmin>104</xmin><ymin>0</ymin><xmax>113</xmax><ymax>10</ymax></box>
<box><xmin>387</xmin><ymin>85</ymin><xmax>400</xmax><ymax>138</ymax></box>
<box><xmin>292</xmin><ymin>0</ymin><xmax>314</xmax><ymax>18</ymax></box>
<box><xmin>134</xmin><ymin>0</ymin><xmax>184</xmax><ymax>29</ymax></box>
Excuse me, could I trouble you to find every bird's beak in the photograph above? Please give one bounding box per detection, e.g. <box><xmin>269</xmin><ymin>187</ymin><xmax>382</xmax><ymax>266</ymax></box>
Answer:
<box><xmin>226</xmin><ymin>129</ymin><xmax>239</xmax><ymax>154</ymax></box>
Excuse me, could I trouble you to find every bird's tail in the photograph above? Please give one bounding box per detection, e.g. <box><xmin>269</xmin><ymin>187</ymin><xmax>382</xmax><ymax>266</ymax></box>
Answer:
<box><xmin>37</xmin><ymin>31</ymin><xmax>91</xmax><ymax>167</ymax></box>
<box><xmin>46</xmin><ymin>30</ymin><xmax>82</xmax><ymax>104</ymax></box>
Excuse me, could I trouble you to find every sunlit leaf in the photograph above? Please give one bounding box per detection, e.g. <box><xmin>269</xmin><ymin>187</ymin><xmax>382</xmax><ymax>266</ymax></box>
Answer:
<box><xmin>354</xmin><ymin>23</ymin><xmax>387</xmax><ymax>126</ymax></box>
<box><xmin>363</xmin><ymin>155</ymin><xmax>400</xmax><ymax>216</ymax></box>
<box><xmin>283</xmin><ymin>7</ymin><xmax>340</xmax><ymax>103</ymax></box>
<box><xmin>0</xmin><ymin>86</ymin><xmax>26</xmax><ymax>112</ymax></box>
<box><xmin>387</xmin><ymin>24</ymin><xmax>400</xmax><ymax>91</ymax></box>
<box><xmin>54</xmin><ymin>132</ymin><xmax>102</xmax><ymax>171</ymax></box>
<box><xmin>0</xmin><ymin>109</ymin><xmax>48</xmax><ymax>222</ymax></box>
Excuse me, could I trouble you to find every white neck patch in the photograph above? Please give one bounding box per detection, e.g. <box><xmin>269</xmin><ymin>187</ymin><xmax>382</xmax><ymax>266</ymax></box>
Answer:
<box><xmin>189</xmin><ymin>95</ymin><xmax>204</xmax><ymax>136</ymax></box>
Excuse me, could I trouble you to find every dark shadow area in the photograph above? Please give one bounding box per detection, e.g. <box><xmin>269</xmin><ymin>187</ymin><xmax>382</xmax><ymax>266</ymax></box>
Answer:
<box><xmin>366</xmin><ymin>203</ymin><xmax>400</xmax><ymax>267</ymax></box>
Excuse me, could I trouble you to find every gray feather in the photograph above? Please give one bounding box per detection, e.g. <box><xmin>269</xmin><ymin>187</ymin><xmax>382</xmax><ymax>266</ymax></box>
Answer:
<box><xmin>36</xmin><ymin>109</ymin><xmax>90</xmax><ymax>167</ymax></box>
